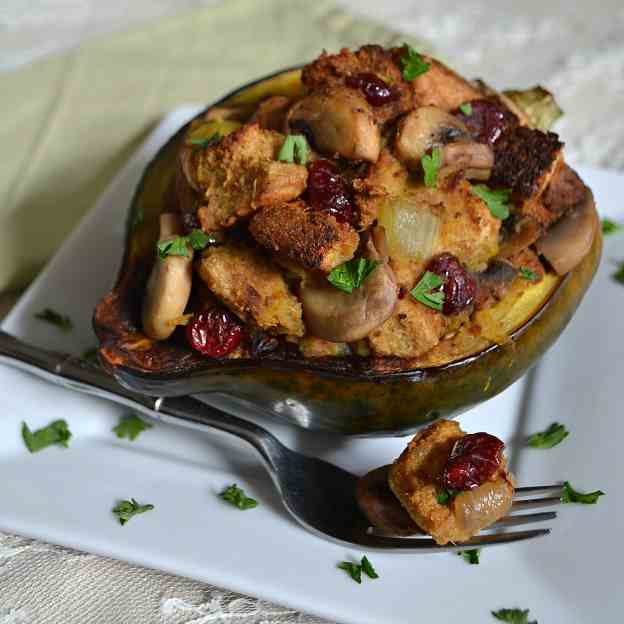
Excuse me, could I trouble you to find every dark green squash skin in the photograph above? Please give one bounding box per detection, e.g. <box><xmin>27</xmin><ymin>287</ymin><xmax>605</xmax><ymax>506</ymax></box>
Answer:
<box><xmin>94</xmin><ymin>69</ymin><xmax>602</xmax><ymax>436</ymax></box>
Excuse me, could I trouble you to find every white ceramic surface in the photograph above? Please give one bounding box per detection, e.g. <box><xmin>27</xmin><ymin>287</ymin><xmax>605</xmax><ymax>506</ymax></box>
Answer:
<box><xmin>0</xmin><ymin>110</ymin><xmax>621</xmax><ymax>623</ymax></box>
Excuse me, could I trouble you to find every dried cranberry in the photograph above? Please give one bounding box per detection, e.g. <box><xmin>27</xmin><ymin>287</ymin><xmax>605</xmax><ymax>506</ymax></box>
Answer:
<box><xmin>426</xmin><ymin>253</ymin><xmax>476</xmax><ymax>315</ymax></box>
<box><xmin>307</xmin><ymin>159</ymin><xmax>356</xmax><ymax>224</ymax></box>
<box><xmin>345</xmin><ymin>72</ymin><xmax>399</xmax><ymax>107</ymax></box>
<box><xmin>457</xmin><ymin>99</ymin><xmax>517</xmax><ymax>145</ymax></box>
<box><xmin>186</xmin><ymin>308</ymin><xmax>243</xmax><ymax>358</ymax></box>
<box><xmin>442</xmin><ymin>432</ymin><xmax>505</xmax><ymax>491</ymax></box>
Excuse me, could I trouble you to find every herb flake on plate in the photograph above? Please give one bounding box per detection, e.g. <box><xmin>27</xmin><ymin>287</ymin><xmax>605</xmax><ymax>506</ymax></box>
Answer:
<box><xmin>492</xmin><ymin>608</ymin><xmax>536</xmax><ymax>624</ymax></box>
<box><xmin>561</xmin><ymin>481</ymin><xmax>605</xmax><ymax>504</ymax></box>
<box><xmin>112</xmin><ymin>498</ymin><xmax>155</xmax><ymax>525</ymax></box>
<box><xmin>422</xmin><ymin>147</ymin><xmax>442</xmax><ymax>188</ymax></box>
<box><xmin>613</xmin><ymin>260</ymin><xmax>624</xmax><ymax>284</ymax></box>
<box><xmin>278</xmin><ymin>134</ymin><xmax>309</xmax><ymax>165</ymax></box>
<box><xmin>327</xmin><ymin>258</ymin><xmax>380</xmax><ymax>294</ymax></box>
<box><xmin>458</xmin><ymin>549</ymin><xmax>480</xmax><ymax>564</ymax></box>
<box><xmin>220</xmin><ymin>484</ymin><xmax>258</xmax><ymax>510</ymax></box>
<box><xmin>411</xmin><ymin>271</ymin><xmax>445</xmax><ymax>311</ymax></box>
<box><xmin>527</xmin><ymin>422</ymin><xmax>569</xmax><ymax>448</ymax></box>
<box><xmin>22</xmin><ymin>420</ymin><xmax>72</xmax><ymax>453</ymax></box>
<box><xmin>112</xmin><ymin>414</ymin><xmax>153</xmax><ymax>441</ymax></box>
<box><xmin>400</xmin><ymin>43</ymin><xmax>430</xmax><ymax>80</ymax></box>
<box><xmin>34</xmin><ymin>308</ymin><xmax>73</xmax><ymax>332</ymax></box>
<box><xmin>471</xmin><ymin>185</ymin><xmax>512</xmax><ymax>220</ymax></box>
<box><xmin>338</xmin><ymin>556</ymin><xmax>379</xmax><ymax>583</ymax></box>
<box><xmin>601</xmin><ymin>218</ymin><xmax>622</xmax><ymax>235</ymax></box>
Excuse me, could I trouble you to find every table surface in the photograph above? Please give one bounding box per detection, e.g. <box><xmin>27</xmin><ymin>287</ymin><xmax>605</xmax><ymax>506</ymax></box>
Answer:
<box><xmin>1</xmin><ymin>1</ymin><xmax>622</xmax><ymax>623</ymax></box>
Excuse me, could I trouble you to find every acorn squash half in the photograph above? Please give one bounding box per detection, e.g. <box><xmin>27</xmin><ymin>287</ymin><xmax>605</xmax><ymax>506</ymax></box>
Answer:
<box><xmin>93</xmin><ymin>68</ymin><xmax>602</xmax><ymax>435</ymax></box>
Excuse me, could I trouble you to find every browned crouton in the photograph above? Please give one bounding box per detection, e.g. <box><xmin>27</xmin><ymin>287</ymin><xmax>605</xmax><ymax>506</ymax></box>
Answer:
<box><xmin>368</xmin><ymin>297</ymin><xmax>446</xmax><ymax>358</ymax></box>
<box><xmin>193</xmin><ymin>124</ymin><xmax>307</xmax><ymax>232</ymax></box>
<box><xmin>302</xmin><ymin>45</ymin><xmax>413</xmax><ymax>124</ymax></box>
<box><xmin>197</xmin><ymin>244</ymin><xmax>304</xmax><ymax>336</ymax></box>
<box><xmin>250</xmin><ymin>96</ymin><xmax>292</xmax><ymax>131</ymax></box>
<box><xmin>249</xmin><ymin>201</ymin><xmax>359</xmax><ymax>272</ymax></box>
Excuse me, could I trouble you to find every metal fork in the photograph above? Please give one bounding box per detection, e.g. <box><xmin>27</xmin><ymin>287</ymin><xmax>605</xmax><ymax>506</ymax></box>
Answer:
<box><xmin>0</xmin><ymin>330</ymin><xmax>561</xmax><ymax>552</ymax></box>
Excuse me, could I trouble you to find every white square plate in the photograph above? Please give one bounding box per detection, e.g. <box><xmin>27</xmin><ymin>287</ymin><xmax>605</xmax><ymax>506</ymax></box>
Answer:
<box><xmin>0</xmin><ymin>109</ymin><xmax>621</xmax><ymax>623</ymax></box>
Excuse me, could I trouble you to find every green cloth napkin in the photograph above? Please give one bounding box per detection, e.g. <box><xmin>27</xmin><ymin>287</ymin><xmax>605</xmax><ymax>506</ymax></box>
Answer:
<box><xmin>0</xmin><ymin>0</ymin><xmax>424</xmax><ymax>293</ymax></box>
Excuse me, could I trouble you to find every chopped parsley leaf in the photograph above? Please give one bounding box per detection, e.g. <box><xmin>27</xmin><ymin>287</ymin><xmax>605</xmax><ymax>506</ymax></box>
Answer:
<box><xmin>360</xmin><ymin>556</ymin><xmax>379</xmax><ymax>579</ymax></box>
<box><xmin>613</xmin><ymin>261</ymin><xmax>624</xmax><ymax>284</ymax></box>
<box><xmin>471</xmin><ymin>184</ymin><xmax>512</xmax><ymax>220</ymax></box>
<box><xmin>113</xmin><ymin>414</ymin><xmax>153</xmax><ymax>441</ymax></box>
<box><xmin>112</xmin><ymin>498</ymin><xmax>155</xmax><ymax>525</ymax></box>
<box><xmin>22</xmin><ymin>420</ymin><xmax>72</xmax><ymax>453</ymax></box>
<box><xmin>492</xmin><ymin>608</ymin><xmax>536</xmax><ymax>624</ymax></box>
<box><xmin>527</xmin><ymin>422</ymin><xmax>569</xmax><ymax>448</ymax></box>
<box><xmin>561</xmin><ymin>481</ymin><xmax>605</xmax><ymax>504</ymax></box>
<box><xmin>278</xmin><ymin>134</ymin><xmax>309</xmax><ymax>165</ymax></box>
<box><xmin>400</xmin><ymin>44</ymin><xmax>430</xmax><ymax>80</ymax></box>
<box><xmin>327</xmin><ymin>258</ymin><xmax>380</xmax><ymax>294</ymax></box>
<box><xmin>601</xmin><ymin>218</ymin><xmax>622</xmax><ymax>235</ymax></box>
<box><xmin>338</xmin><ymin>561</ymin><xmax>362</xmax><ymax>584</ymax></box>
<box><xmin>436</xmin><ymin>488</ymin><xmax>459</xmax><ymax>505</ymax></box>
<box><xmin>411</xmin><ymin>271</ymin><xmax>445</xmax><ymax>311</ymax></box>
<box><xmin>34</xmin><ymin>308</ymin><xmax>73</xmax><ymax>332</ymax></box>
<box><xmin>519</xmin><ymin>267</ymin><xmax>539</xmax><ymax>281</ymax></box>
<box><xmin>157</xmin><ymin>229</ymin><xmax>212</xmax><ymax>259</ymax></box>
<box><xmin>220</xmin><ymin>484</ymin><xmax>258</xmax><ymax>510</ymax></box>
<box><xmin>422</xmin><ymin>147</ymin><xmax>442</xmax><ymax>188</ymax></box>
<box><xmin>459</xmin><ymin>102</ymin><xmax>473</xmax><ymax>116</ymax></box>
<box><xmin>458</xmin><ymin>549</ymin><xmax>480</xmax><ymax>565</ymax></box>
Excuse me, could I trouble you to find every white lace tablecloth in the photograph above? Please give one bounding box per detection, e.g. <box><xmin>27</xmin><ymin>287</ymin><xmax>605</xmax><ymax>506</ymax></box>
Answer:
<box><xmin>1</xmin><ymin>1</ymin><xmax>623</xmax><ymax>622</ymax></box>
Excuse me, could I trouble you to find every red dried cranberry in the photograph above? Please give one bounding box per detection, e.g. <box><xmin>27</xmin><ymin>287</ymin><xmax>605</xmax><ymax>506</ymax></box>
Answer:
<box><xmin>186</xmin><ymin>308</ymin><xmax>243</xmax><ymax>358</ymax></box>
<box><xmin>426</xmin><ymin>253</ymin><xmax>477</xmax><ymax>315</ymax></box>
<box><xmin>307</xmin><ymin>159</ymin><xmax>356</xmax><ymax>224</ymax></box>
<box><xmin>345</xmin><ymin>72</ymin><xmax>399</xmax><ymax>107</ymax></box>
<box><xmin>457</xmin><ymin>99</ymin><xmax>517</xmax><ymax>145</ymax></box>
<box><xmin>442</xmin><ymin>432</ymin><xmax>505</xmax><ymax>491</ymax></box>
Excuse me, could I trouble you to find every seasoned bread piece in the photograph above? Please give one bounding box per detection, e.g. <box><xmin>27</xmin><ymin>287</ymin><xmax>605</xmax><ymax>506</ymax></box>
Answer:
<box><xmin>249</xmin><ymin>201</ymin><xmax>359</xmax><ymax>272</ymax></box>
<box><xmin>389</xmin><ymin>420</ymin><xmax>514</xmax><ymax>544</ymax></box>
<box><xmin>197</xmin><ymin>244</ymin><xmax>304</xmax><ymax>336</ymax></box>
<box><xmin>191</xmin><ymin>124</ymin><xmax>307</xmax><ymax>232</ymax></box>
<box><xmin>368</xmin><ymin>297</ymin><xmax>446</xmax><ymax>358</ymax></box>
<box><xmin>301</xmin><ymin>44</ymin><xmax>413</xmax><ymax>124</ymax></box>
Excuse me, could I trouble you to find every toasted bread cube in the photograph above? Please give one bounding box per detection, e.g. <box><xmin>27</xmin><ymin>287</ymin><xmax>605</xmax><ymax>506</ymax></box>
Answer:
<box><xmin>249</xmin><ymin>201</ymin><xmax>359</xmax><ymax>272</ymax></box>
<box><xmin>197</xmin><ymin>244</ymin><xmax>304</xmax><ymax>336</ymax></box>
<box><xmin>389</xmin><ymin>420</ymin><xmax>514</xmax><ymax>544</ymax></box>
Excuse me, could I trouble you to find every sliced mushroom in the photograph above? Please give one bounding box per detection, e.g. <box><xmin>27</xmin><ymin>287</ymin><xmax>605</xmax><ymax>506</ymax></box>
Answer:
<box><xmin>300</xmin><ymin>227</ymin><xmax>397</xmax><ymax>342</ymax></box>
<box><xmin>287</xmin><ymin>87</ymin><xmax>381</xmax><ymax>162</ymax></box>
<box><xmin>536</xmin><ymin>188</ymin><xmax>598</xmax><ymax>275</ymax></box>
<box><xmin>142</xmin><ymin>213</ymin><xmax>193</xmax><ymax>341</ymax></box>
<box><xmin>357</xmin><ymin>465</ymin><xmax>420</xmax><ymax>536</ymax></box>
<box><xmin>395</xmin><ymin>106</ymin><xmax>494</xmax><ymax>180</ymax></box>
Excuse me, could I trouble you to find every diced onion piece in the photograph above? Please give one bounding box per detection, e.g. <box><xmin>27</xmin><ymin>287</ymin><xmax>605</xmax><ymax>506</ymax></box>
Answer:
<box><xmin>378</xmin><ymin>198</ymin><xmax>441</xmax><ymax>259</ymax></box>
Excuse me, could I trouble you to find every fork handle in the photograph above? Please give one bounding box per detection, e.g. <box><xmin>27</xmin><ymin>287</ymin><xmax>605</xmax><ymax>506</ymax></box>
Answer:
<box><xmin>0</xmin><ymin>329</ymin><xmax>284</xmax><ymax>471</ymax></box>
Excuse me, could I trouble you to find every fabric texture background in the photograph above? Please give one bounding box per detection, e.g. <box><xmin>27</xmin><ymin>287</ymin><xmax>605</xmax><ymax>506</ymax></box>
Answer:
<box><xmin>1</xmin><ymin>0</ymin><xmax>623</xmax><ymax>622</ymax></box>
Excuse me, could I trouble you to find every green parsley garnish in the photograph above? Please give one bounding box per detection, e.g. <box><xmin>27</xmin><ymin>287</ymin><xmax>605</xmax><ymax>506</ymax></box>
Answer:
<box><xmin>338</xmin><ymin>556</ymin><xmax>379</xmax><ymax>583</ymax></box>
<box><xmin>22</xmin><ymin>420</ymin><xmax>72</xmax><ymax>453</ymax></box>
<box><xmin>601</xmin><ymin>218</ymin><xmax>623</xmax><ymax>235</ymax></box>
<box><xmin>112</xmin><ymin>414</ymin><xmax>153</xmax><ymax>441</ymax></box>
<box><xmin>112</xmin><ymin>498</ymin><xmax>155</xmax><ymax>525</ymax></box>
<box><xmin>327</xmin><ymin>258</ymin><xmax>380</xmax><ymax>294</ymax></box>
<box><xmin>338</xmin><ymin>561</ymin><xmax>362</xmax><ymax>584</ymax></box>
<box><xmin>411</xmin><ymin>271</ymin><xmax>445</xmax><ymax>311</ymax></box>
<box><xmin>400</xmin><ymin>43</ymin><xmax>430</xmax><ymax>80</ymax></box>
<box><xmin>188</xmin><ymin>133</ymin><xmax>221</xmax><ymax>150</ymax></box>
<box><xmin>613</xmin><ymin>261</ymin><xmax>624</xmax><ymax>284</ymax></box>
<box><xmin>527</xmin><ymin>422</ymin><xmax>569</xmax><ymax>448</ymax></box>
<box><xmin>459</xmin><ymin>102</ymin><xmax>473</xmax><ymax>116</ymax></box>
<box><xmin>156</xmin><ymin>229</ymin><xmax>212</xmax><ymax>259</ymax></box>
<box><xmin>492</xmin><ymin>608</ymin><xmax>536</xmax><ymax>624</ymax></box>
<box><xmin>471</xmin><ymin>184</ymin><xmax>512</xmax><ymax>220</ymax></box>
<box><xmin>458</xmin><ymin>549</ymin><xmax>480</xmax><ymax>564</ymax></box>
<box><xmin>561</xmin><ymin>481</ymin><xmax>605</xmax><ymax>504</ymax></box>
<box><xmin>519</xmin><ymin>267</ymin><xmax>539</xmax><ymax>281</ymax></box>
<box><xmin>436</xmin><ymin>488</ymin><xmax>459</xmax><ymax>505</ymax></box>
<box><xmin>220</xmin><ymin>484</ymin><xmax>258</xmax><ymax>510</ymax></box>
<box><xmin>422</xmin><ymin>147</ymin><xmax>442</xmax><ymax>188</ymax></box>
<box><xmin>34</xmin><ymin>308</ymin><xmax>73</xmax><ymax>332</ymax></box>
<box><xmin>278</xmin><ymin>134</ymin><xmax>309</xmax><ymax>165</ymax></box>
